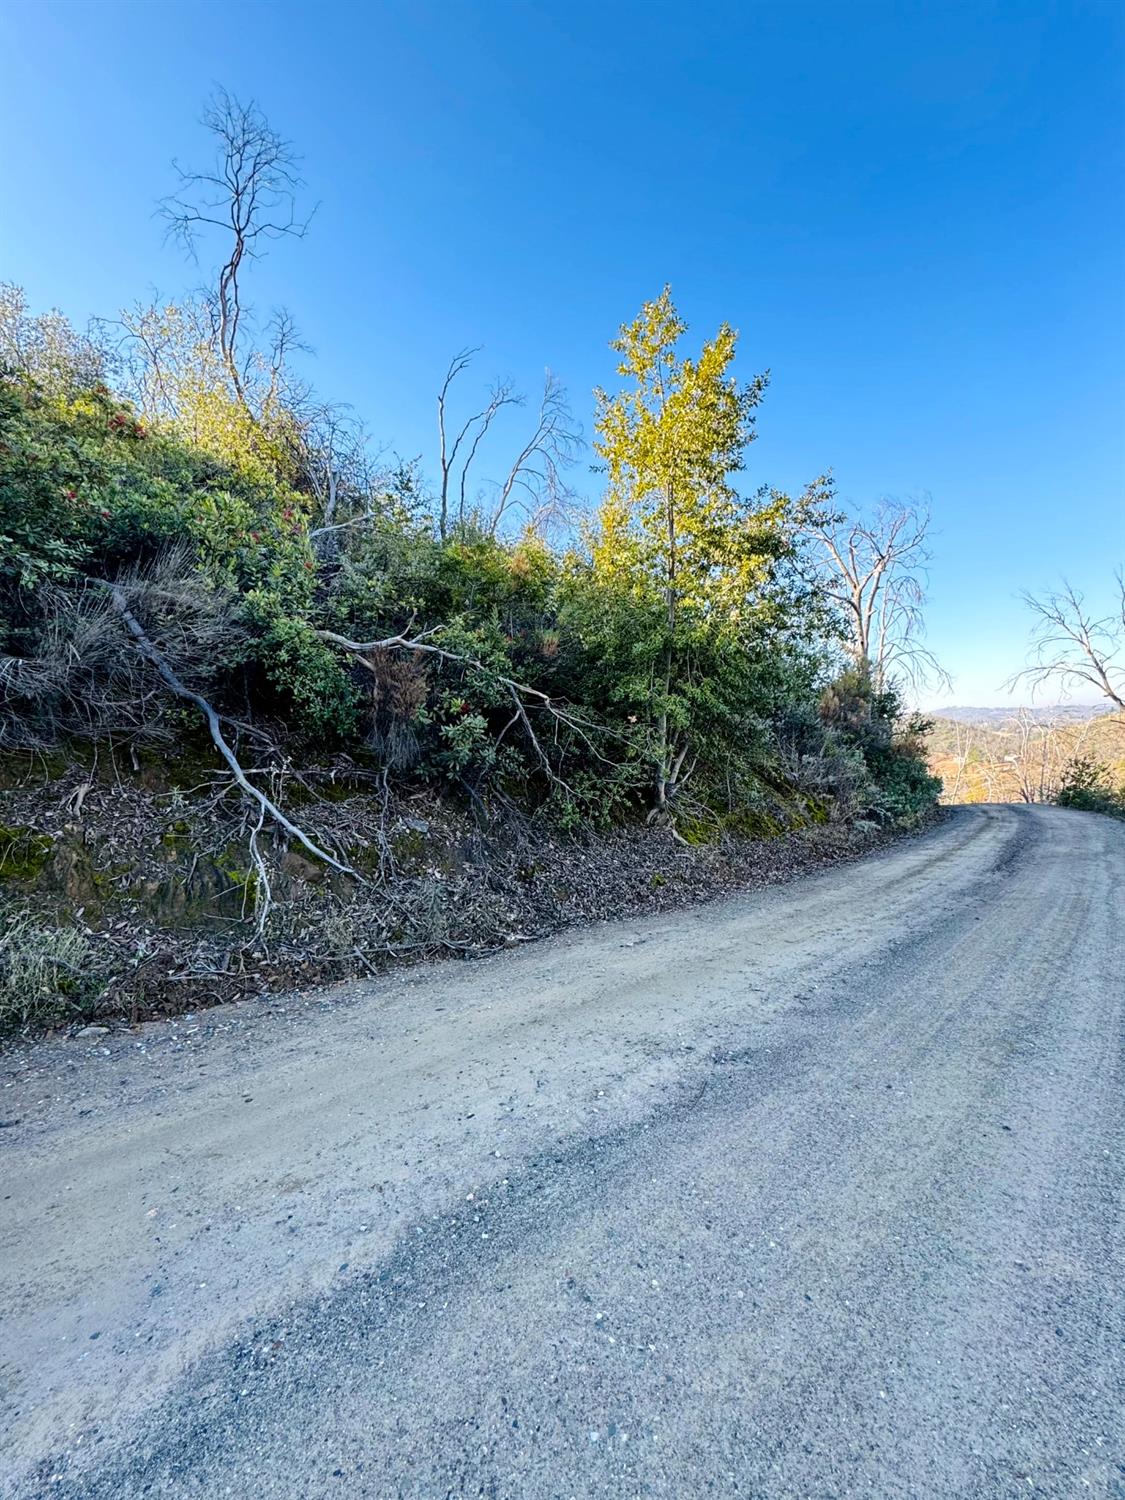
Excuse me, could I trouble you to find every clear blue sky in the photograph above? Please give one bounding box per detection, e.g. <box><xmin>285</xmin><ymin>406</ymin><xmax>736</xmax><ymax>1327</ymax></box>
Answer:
<box><xmin>2</xmin><ymin>0</ymin><xmax>1122</xmax><ymax>705</ymax></box>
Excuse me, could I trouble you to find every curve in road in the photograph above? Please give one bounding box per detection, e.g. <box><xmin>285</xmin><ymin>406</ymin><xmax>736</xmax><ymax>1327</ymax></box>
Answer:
<box><xmin>2</xmin><ymin>804</ymin><xmax>1122</xmax><ymax>1497</ymax></box>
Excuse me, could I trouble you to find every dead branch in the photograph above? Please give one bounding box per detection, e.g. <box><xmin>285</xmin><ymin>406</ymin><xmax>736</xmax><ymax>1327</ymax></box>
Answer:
<box><xmin>1008</xmin><ymin>573</ymin><xmax>1125</xmax><ymax>711</ymax></box>
<box><xmin>247</xmin><ymin>798</ymin><xmax>274</xmax><ymax>938</ymax></box>
<box><xmin>106</xmin><ymin>585</ymin><xmax>360</xmax><ymax>879</ymax></box>
<box><xmin>316</xmin><ymin>626</ymin><xmax>624</xmax><ymax>783</ymax></box>
<box><xmin>436</xmin><ymin>349</ymin><xmax>522</xmax><ymax>539</ymax></box>
<box><xmin>161</xmin><ymin>89</ymin><xmax>312</xmax><ymax>405</ymax></box>
<box><xmin>435</xmin><ymin>356</ymin><xmax>581</xmax><ymax>539</ymax></box>
<box><xmin>487</xmin><ymin>369</ymin><xmax>581</xmax><ymax>534</ymax></box>
<box><xmin>318</xmin><ymin>626</ymin><xmax>573</xmax><ymax>789</ymax></box>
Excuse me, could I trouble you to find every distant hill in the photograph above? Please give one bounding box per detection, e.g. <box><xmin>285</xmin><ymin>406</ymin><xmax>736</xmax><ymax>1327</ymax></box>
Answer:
<box><xmin>931</xmin><ymin>704</ymin><xmax>1114</xmax><ymax>726</ymax></box>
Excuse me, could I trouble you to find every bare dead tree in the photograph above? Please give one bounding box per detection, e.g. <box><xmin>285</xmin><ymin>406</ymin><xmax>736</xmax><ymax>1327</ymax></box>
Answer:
<box><xmin>0</xmin><ymin>282</ymin><xmax>107</xmax><ymax>394</ymax></box>
<box><xmin>486</xmin><ymin>370</ymin><xmax>581</xmax><ymax>534</ymax></box>
<box><xmin>435</xmin><ymin>352</ymin><xmax>581</xmax><ymax>539</ymax></box>
<box><xmin>262</xmin><ymin>306</ymin><xmax>311</xmax><ymax>413</ymax></box>
<box><xmin>1008</xmin><ymin>708</ymin><xmax>1063</xmax><ymax>804</ymax></box>
<box><xmin>799</xmin><ymin>478</ymin><xmax>949</xmax><ymax>693</ymax></box>
<box><xmin>436</xmin><ymin>349</ymin><xmax>520</xmax><ymax>539</ymax></box>
<box><xmin>1009</xmin><ymin>573</ymin><xmax>1125</xmax><ymax>712</ymax></box>
<box><xmin>945</xmin><ymin>719</ymin><xmax>976</xmax><ymax>802</ymax></box>
<box><xmin>161</xmin><ymin>88</ymin><xmax>312</xmax><ymax>406</ymax></box>
<box><xmin>298</xmin><ymin>401</ymin><xmax>379</xmax><ymax>534</ymax></box>
<box><xmin>108</xmin><ymin>298</ymin><xmax>190</xmax><ymax>424</ymax></box>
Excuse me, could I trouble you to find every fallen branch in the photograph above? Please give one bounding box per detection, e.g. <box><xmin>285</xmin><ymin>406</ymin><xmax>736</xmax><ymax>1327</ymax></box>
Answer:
<box><xmin>246</xmin><ymin>798</ymin><xmax>274</xmax><ymax>938</ymax></box>
<box><xmin>106</xmin><ymin>585</ymin><xmax>361</xmax><ymax>881</ymax></box>
<box><xmin>316</xmin><ymin>627</ymin><xmax>621</xmax><ymax>779</ymax></box>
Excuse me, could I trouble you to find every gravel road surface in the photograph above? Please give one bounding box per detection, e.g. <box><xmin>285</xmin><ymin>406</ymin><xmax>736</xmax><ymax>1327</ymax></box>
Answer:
<box><xmin>2</xmin><ymin>804</ymin><xmax>1122</xmax><ymax>1498</ymax></box>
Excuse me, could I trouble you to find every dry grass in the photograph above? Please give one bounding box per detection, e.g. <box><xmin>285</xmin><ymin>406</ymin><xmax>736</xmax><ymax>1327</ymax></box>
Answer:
<box><xmin>0</xmin><ymin>912</ymin><xmax>99</xmax><ymax>1031</ymax></box>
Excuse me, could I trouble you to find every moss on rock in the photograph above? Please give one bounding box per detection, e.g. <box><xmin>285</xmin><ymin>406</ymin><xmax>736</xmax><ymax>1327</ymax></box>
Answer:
<box><xmin>0</xmin><ymin>826</ymin><xmax>53</xmax><ymax>881</ymax></box>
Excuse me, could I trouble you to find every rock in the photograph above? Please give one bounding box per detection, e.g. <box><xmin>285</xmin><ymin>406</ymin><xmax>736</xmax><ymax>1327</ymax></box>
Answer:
<box><xmin>76</xmin><ymin>1024</ymin><xmax>109</xmax><ymax>1037</ymax></box>
<box><xmin>279</xmin><ymin>851</ymin><xmax>326</xmax><ymax>884</ymax></box>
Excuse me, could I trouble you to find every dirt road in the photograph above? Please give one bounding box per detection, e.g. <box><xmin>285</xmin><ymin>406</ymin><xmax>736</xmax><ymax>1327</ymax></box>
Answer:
<box><xmin>2</xmin><ymin>804</ymin><xmax>1122</xmax><ymax>1497</ymax></box>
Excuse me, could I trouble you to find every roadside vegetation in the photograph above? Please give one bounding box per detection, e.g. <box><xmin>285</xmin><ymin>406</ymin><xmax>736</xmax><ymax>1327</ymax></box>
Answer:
<box><xmin>1054</xmin><ymin>756</ymin><xmax>1125</xmax><ymax>819</ymax></box>
<box><xmin>0</xmin><ymin>93</ymin><xmax>942</xmax><ymax>1032</ymax></box>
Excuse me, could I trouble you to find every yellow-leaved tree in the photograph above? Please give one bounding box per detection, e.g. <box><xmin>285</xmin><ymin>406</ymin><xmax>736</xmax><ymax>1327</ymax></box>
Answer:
<box><xmin>589</xmin><ymin>287</ymin><xmax>789</xmax><ymax>816</ymax></box>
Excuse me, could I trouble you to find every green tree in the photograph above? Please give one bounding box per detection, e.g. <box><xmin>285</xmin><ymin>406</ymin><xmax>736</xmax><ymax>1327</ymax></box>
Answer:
<box><xmin>589</xmin><ymin>287</ymin><xmax>784</xmax><ymax>813</ymax></box>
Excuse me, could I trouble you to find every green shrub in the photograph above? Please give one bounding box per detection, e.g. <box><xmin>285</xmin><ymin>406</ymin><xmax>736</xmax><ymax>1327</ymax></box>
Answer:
<box><xmin>252</xmin><ymin>612</ymin><xmax>361</xmax><ymax>741</ymax></box>
<box><xmin>818</xmin><ymin>669</ymin><xmax>941</xmax><ymax>825</ymax></box>
<box><xmin>1055</xmin><ymin>757</ymin><xmax>1125</xmax><ymax>819</ymax></box>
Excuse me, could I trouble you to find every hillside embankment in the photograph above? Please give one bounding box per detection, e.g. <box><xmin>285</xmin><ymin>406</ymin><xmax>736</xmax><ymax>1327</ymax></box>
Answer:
<box><xmin>0</xmin><ymin>748</ymin><xmax>921</xmax><ymax>1034</ymax></box>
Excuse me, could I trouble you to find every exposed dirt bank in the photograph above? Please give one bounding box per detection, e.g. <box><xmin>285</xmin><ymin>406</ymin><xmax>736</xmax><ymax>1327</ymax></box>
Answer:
<box><xmin>0</xmin><ymin>753</ymin><xmax>930</xmax><ymax>1032</ymax></box>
